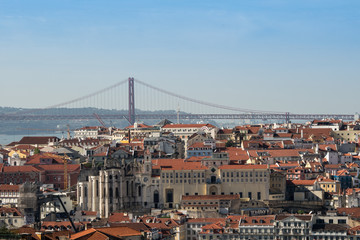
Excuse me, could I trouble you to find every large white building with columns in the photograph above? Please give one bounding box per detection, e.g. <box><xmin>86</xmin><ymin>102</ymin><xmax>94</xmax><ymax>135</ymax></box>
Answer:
<box><xmin>77</xmin><ymin>149</ymin><xmax>271</xmax><ymax>218</ymax></box>
<box><xmin>77</xmin><ymin>150</ymin><xmax>159</xmax><ymax>218</ymax></box>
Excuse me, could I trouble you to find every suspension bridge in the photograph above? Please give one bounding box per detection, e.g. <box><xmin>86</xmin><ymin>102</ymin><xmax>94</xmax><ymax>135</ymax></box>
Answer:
<box><xmin>1</xmin><ymin>78</ymin><xmax>356</xmax><ymax>124</ymax></box>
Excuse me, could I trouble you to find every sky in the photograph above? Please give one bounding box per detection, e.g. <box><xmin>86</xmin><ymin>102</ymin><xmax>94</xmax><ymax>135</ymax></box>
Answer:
<box><xmin>0</xmin><ymin>0</ymin><xmax>359</xmax><ymax>114</ymax></box>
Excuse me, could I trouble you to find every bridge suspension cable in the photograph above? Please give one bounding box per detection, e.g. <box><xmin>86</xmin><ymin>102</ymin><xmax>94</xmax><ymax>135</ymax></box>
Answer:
<box><xmin>134</xmin><ymin>79</ymin><xmax>285</xmax><ymax>114</ymax></box>
<box><xmin>44</xmin><ymin>79</ymin><xmax>128</xmax><ymax>109</ymax></box>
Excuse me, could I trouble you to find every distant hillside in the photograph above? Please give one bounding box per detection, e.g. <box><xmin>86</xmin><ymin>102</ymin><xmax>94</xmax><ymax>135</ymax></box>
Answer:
<box><xmin>0</xmin><ymin>107</ymin><xmax>219</xmax><ymax>135</ymax></box>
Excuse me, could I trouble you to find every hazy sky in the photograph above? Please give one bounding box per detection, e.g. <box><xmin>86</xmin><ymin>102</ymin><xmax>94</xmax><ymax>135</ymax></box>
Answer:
<box><xmin>0</xmin><ymin>0</ymin><xmax>359</xmax><ymax>114</ymax></box>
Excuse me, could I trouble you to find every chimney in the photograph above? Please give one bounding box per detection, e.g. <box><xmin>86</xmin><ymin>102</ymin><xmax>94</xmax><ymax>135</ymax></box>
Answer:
<box><xmin>301</xmin><ymin>129</ymin><xmax>303</xmax><ymax>139</ymax></box>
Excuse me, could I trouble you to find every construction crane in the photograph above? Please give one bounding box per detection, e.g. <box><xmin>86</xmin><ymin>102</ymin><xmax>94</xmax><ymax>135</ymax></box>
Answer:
<box><xmin>93</xmin><ymin>113</ymin><xmax>107</xmax><ymax>127</ymax></box>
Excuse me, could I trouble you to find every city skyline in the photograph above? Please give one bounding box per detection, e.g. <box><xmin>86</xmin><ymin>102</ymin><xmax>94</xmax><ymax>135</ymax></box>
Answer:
<box><xmin>0</xmin><ymin>0</ymin><xmax>359</xmax><ymax>114</ymax></box>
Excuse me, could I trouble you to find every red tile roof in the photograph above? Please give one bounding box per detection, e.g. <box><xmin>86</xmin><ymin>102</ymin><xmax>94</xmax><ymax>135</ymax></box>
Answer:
<box><xmin>287</xmin><ymin>179</ymin><xmax>316</xmax><ymax>186</ymax></box>
<box><xmin>224</xmin><ymin>147</ymin><xmax>249</xmax><ymax>161</ymax></box>
<box><xmin>217</xmin><ymin>128</ymin><xmax>233</xmax><ymax>134</ymax></box>
<box><xmin>0</xmin><ymin>207</ymin><xmax>23</xmax><ymax>216</ymax></box>
<box><xmin>337</xmin><ymin>208</ymin><xmax>360</xmax><ymax>219</ymax></box>
<box><xmin>239</xmin><ymin>215</ymin><xmax>275</xmax><ymax>226</ymax></box>
<box><xmin>3</xmin><ymin>165</ymin><xmax>42</xmax><ymax>173</ymax></box>
<box><xmin>108</xmin><ymin>212</ymin><xmax>131</xmax><ymax>223</ymax></box>
<box><xmin>87</xmin><ymin>231</ymin><xmax>108</xmax><ymax>240</ymax></box>
<box><xmin>26</xmin><ymin>153</ymin><xmax>65</xmax><ymax>165</ymax></box>
<box><xmin>248</xmin><ymin>149</ymin><xmax>314</xmax><ymax>158</ymax></box>
<box><xmin>96</xmin><ymin>226</ymin><xmax>143</xmax><ymax>237</ymax></box>
<box><xmin>0</xmin><ymin>184</ymin><xmax>20</xmax><ymax>191</ymax></box>
<box><xmin>10</xmin><ymin>145</ymin><xmax>36</xmax><ymax>150</ymax></box>
<box><xmin>317</xmin><ymin>176</ymin><xmax>336</xmax><ymax>183</ymax></box>
<box><xmin>70</xmin><ymin>228</ymin><xmax>97</xmax><ymax>240</ymax></box>
<box><xmin>36</xmin><ymin>164</ymin><xmax>80</xmax><ymax>172</ymax></box>
<box><xmin>318</xmin><ymin>144</ymin><xmax>337</xmax><ymax>151</ymax></box>
<box><xmin>82</xmin><ymin>211</ymin><xmax>97</xmax><ymax>216</ymax></box>
<box><xmin>336</xmin><ymin>169</ymin><xmax>350</xmax><ymax>176</ymax></box>
<box><xmin>152</xmin><ymin>158</ymin><xmax>208</xmax><ymax>171</ymax></box>
<box><xmin>188</xmin><ymin>142</ymin><xmax>213</xmax><ymax>149</ymax></box>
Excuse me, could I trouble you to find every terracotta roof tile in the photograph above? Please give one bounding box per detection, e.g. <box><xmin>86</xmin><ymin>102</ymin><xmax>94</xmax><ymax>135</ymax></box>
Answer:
<box><xmin>287</xmin><ymin>179</ymin><xmax>316</xmax><ymax>186</ymax></box>
<box><xmin>87</xmin><ymin>231</ymin><xmax>109</xmax><ymax>240</ymax></box>
<box><xmin>70</xmin><ymin>228</ymin><xmax>97</xmax><ymax>239</ymax></box>
<box><xmin>239</xmin><ymin>215</ymin><xmax>275</xmax><ymax>226</ymax></box>
<box><xmin>108</xmin><ymin>212</ymin><xmax>131</xmax><ymax>223</ymax></box>
<box><xmin>0</xmin><ymin>184</ymin><xmax>20</xmax><ymax>191</ymax></box>
<box><xmin>3</xmin><ymin>165</ymin><xmax>42</xmax><ymax>173</ymax></box>
<box><xmin>97</xmin><ymin>226</ymin><xmax>143</xmax><ymax>237</ymax></box>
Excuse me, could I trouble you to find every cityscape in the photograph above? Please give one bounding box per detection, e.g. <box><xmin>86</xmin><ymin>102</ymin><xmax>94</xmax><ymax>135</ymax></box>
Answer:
<box><xmin>1</xmin><ymin>108</ymin><xmax>360</xmax><ymax>239</ymax></box>
<box><xmin>1</xmin><ymin>0</ymin><xmax>360</xmax><ymax>239</ymax></box>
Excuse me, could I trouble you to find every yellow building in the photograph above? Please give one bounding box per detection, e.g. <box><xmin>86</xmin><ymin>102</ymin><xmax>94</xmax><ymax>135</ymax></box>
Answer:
<box><xmin>154</xmin><ymin>159</ymin><xmax>270</xmax><ymax>208</ymax></box>
<box><xmin>317</xmin><ymin>176</ymin><xmax>341</xmax><ymax>193</ymax></box>
<box><xmin>333</xmin><ymin>128</ymin><xmax>360</xmax><ymax>142</ymax></box>
<box><xmin>8</xmin><ymin>150</ymin><xmax>29</xmax><ymax>159</ymax></box>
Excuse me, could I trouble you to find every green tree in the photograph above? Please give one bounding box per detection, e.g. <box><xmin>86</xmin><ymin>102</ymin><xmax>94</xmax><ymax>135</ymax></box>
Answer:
<box><xmin>34</xmin><ymin>148</ymin><xmax>40</xmax><ymax>154</ymax></box>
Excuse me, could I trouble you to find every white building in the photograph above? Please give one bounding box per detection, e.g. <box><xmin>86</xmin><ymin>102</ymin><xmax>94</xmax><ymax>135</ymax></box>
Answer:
<box><xmin>0</xmin><ymin>207</ymin><xmax>24</xmax><ymax>229</ymax></box>
<box><xmin>40</xmin><ymin>192</ymin><xmax>72</xmax><ymax>219</ymax></box>
<box><xmin>0</xmin><ymin>185</ymin><xmax>20</xmax><ymax>207</ymax></box>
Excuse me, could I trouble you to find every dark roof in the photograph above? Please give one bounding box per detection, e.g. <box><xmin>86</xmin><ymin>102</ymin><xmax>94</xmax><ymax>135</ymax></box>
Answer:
<box><xmin>18</xmin><ymin>136</ymin><xmax>60</xmax><ymax>145</ymax></box>
<box><xmin>156</xmin><ymin>119</ymin><xmax>173</xmax><ymax>127</ymax></box>
<box><xmin>275</xmin><ymin>214</ymin><xmax>312</xmax><ymax>221</ymax></box>
<box><xmin>312</xmin><ymin>224</ymin><xmax>349</xmax><ymax>232</ymax></box>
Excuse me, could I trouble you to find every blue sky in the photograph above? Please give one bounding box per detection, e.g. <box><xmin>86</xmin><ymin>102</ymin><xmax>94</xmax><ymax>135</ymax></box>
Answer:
<box><xmin>0</xmin><ymin>0</ymin><xmax>359</xmax><ymax>114</ymax></box>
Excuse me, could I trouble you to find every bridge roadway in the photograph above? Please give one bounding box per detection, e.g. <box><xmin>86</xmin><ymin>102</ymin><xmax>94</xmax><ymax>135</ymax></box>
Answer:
<box><xmin>0</xmin><ymin>113</ymin><xmax>355</xmax><ymax>121</ymax></box>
